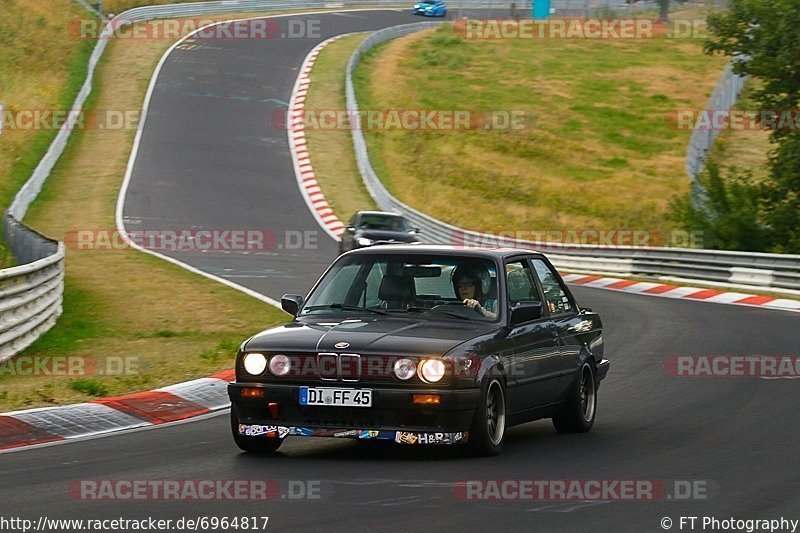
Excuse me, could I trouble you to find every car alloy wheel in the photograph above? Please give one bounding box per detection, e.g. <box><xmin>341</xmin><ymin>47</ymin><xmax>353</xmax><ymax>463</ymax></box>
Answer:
<box><xmin>469</xmin><ymin>374</ymin><xmax>507</xmax><ymax>455</ymax></box>
<box><xmin>486</xmin><ymin>380</ymin><xmax>506</xmax><ymax>445</ymax></box>
<box><xmin>552</xmin><ymin>361</ymin><xmax>597</xmax><ymax>433</ymax></box>
<box><xmin>580</xmin><ymin>364</ymin><xmax>596</xmax><ymax>423</ymax></box>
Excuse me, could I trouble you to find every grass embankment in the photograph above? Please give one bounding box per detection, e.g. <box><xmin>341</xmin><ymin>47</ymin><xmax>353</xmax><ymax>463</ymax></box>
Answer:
<box><xmin>0</xmin><ymin>0</ymin><xmax>97</xmax><ymax>267</ymax></box>
<box><xmin>351</xmin><ymin>23</ymin><xmax>728</xmax><ymax>242</ymax></box>
<box><xmin>705</xmin><ymin>82</ymin><xmax>771</xmax><ymax>182</ymax></box>
<box><xmin>302</xmin><ymin>35</ymin><xmax>799</xmax><ymax>301</ymax></box>
<box><xmin>0</xmin><ymin>12</ymin><xmax>301</xmax><ymax>411</ymax></box>
<box><xmin>304</xmin><ymin>33</ymin><xmax>377</xmax><ymax>220</ymax></box>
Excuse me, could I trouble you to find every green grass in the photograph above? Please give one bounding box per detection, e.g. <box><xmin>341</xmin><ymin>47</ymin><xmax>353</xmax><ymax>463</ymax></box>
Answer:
<box><xmin>0</xmin><ymin>1</ymin><xmax>99</xmax><ymax>267</ymax></box>
<box><xmin>69</xmin><ymin>378</ymin><xmax>108</xmax><ymax>397</ymax></box>
<box><xmin>353</xmin><ymin>23</ymin><xmax>728</xmax><ymax>238</ymax></box>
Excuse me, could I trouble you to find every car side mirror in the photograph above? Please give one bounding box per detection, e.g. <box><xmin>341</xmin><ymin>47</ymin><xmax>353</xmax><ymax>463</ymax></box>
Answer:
<box><xmin>281</xmin><ymin>294</ymin><xmax>304</xmax><ymax>317</ymax></box>
<box><xmin>346</xmin><ymin>226</ymin><xmax>355</xmax><ymax>233</ymax></box>
<box><xmin>413</xmin><ymin>228</ymin><xmax>421</xmax><ymax>234</ymax></box>
<box><xmin>509</xmin><ymin>301</ymin><xmax>543</xmax><ymax>326</ymax></box>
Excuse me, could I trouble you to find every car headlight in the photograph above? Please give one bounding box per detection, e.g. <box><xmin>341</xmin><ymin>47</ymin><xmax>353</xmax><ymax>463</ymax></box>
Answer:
<box><xmin>269</xmin><ymin>354</ymin><xmax>291</xmax><ymax>377</ymax></box>
<box><xmin>357</xmin><ymin>237</ymin><xmax>373</xmax><ymax>246</ymax></box>
<box><xmin>393</xmin><ymin>358</ymin><xmax>417</xmax><ymax>380</ymax></box>
<box><xmin>243</xmin><ymin>353</ymin><xmax>267</xmax><ymax>375</ymax></box>
<box><xmin>418</xmin><ymin>359</ymin><xmax>445</xmax><ymax>383</ymax></box>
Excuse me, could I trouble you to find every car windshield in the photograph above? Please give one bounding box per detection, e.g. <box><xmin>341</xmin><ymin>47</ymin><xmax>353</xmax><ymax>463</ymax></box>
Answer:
<box><xmin>358</xmin><ymin>214</ymin><xmax>410</xmax><ymax>232</ymax></box>
<box><xmin>301</xmin><ymin>254</ymin><xmax>499</xmax><ymax>322</ymax></box>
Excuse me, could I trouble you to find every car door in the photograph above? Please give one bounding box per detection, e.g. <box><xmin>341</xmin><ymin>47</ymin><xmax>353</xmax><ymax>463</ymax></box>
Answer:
<box><xmin>531</xmin><ymin>257</ymin><xmax>583</xmax><ymax>401</ymax></box>
<box><xmin>503</xmin><ymin>258</ymin><xmax>561</xmax><ymax>413</ymax></box>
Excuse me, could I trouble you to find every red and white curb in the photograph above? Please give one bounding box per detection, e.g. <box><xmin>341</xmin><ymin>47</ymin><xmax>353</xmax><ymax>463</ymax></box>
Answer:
<box><xmin>288</xmin><ymin>35</ymin><xmax>353</xmax><ymax>241</ymax></box>
<box><xmin>563</xmin><ymin>274</ymin><xmax>800</xmax><ymax>313</ymax></box>
<box><xmin>0</xmin><ymin>370</ymin><xmax>234</xmax><ymax>452</ymax></box>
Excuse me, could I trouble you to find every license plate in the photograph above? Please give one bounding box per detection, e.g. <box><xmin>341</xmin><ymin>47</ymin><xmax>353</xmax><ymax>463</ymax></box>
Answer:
<box><xmin>299</xmin><ymin>387</ymin><xmax>372</xmax><ymax>407</ymax></box>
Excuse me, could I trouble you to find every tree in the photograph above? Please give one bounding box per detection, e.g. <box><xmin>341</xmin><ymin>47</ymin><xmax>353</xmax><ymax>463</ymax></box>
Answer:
<box><xmin>705</xmin><ymin>0</ymin><xmax>800</xmax><ymax>142</ymax></box>
<box><xmin>671</xmin><ymin>165</ymin><xmax>771</xmax><ymax>252</ymax></box>
<box><xmin>674</xmin><ymin>0</ymin><xmax>800</xmax><ymax>253</ymax></box>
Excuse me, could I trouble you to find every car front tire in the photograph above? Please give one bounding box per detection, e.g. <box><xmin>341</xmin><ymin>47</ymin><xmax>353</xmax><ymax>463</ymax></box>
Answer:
<box><xmin>468</xmin><ymin>374</ymin><xmax>507</xmax><ymax>456</ymax></box>
<box><xmin>231</xmin><ymin>403</ymin><xmax>283</xmax><ymax>453</ymax></box>
<box><xmin>552</xmin><ymin>361</ymin><xmax>597</xmax><ymax>433</ymax></box>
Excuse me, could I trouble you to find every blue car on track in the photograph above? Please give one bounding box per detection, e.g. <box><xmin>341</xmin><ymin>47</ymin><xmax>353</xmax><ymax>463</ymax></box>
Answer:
<box><xmin>412</xmin><ymin>0</ymin><xmax>447</xmax><ymax>17</ymax></box>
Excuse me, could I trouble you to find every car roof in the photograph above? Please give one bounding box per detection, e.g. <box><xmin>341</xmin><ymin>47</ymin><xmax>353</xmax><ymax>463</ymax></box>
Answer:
<box><xmin>356</xmin><ymin>211</ymin><xmax>406</xmax><ymax>217</ymax></box>
<box><xmin>346</xmin><ymin>244</ymin><xmax>545</xmax><ymax>260</ymax></box>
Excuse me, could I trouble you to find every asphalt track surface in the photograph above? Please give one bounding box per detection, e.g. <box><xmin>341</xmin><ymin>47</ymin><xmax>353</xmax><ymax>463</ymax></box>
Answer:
<box><xmin>2</xmin><ymin>10</ymin><xmax>799</xmax><ymax>533</ymax></box>
<box><xmin>120</xmin><ymin>9</ymin><xmax>442</xmax><ymax>299</ymax></box>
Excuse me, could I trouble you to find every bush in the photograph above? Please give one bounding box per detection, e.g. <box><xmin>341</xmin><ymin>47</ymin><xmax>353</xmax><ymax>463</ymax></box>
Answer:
<box><xmin>670</xmin><ymin>164</ymin><xmax>772</xmax><ymax>252</ymax></box>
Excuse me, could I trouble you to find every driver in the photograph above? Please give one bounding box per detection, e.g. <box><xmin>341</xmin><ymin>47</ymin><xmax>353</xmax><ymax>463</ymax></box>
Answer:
<box><xmin>452</xmin><ymin>264</ymin><xmax>497</xmax><ymax>319</ymax></box>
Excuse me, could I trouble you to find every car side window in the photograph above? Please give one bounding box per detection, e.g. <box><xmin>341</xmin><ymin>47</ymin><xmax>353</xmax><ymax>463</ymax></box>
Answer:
<box><xmin>505</xmin><ymin>260</ymin><xmax>539</xmax><ymax>307</ymax></box>
<box><xmin>532</xmin><ymin>259</ymin><xmax>574</xmax><ymax>315</ymax></box>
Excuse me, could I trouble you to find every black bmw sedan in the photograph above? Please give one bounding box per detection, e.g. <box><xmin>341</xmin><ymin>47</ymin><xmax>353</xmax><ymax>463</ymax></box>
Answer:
<box><xmin>228</xmin><ymin>245</ymin><xmax>609</xmax><ymax>455</ymax></box>
<box><xmin>338</xmin><ymin>211</ymin><xmax>421</xmax><ymax>254</ymax></box>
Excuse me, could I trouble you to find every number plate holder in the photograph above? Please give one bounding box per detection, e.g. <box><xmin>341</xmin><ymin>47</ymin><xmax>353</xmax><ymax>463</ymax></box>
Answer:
<box><xmin>299</xmin><ymin>387</ymin><xmax>373</xmax><ymax>407</ymax></box>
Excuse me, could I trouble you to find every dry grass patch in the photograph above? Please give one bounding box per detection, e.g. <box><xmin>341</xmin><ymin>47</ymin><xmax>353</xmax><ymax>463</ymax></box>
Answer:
<box><xmin>353</xmin><ymin>24</ymin><xmax>728</xmax><ymax>238</ymax></box>
<box><xmin>706</xmin><ymin>81</ymin><xmax>772</xmax><ymax>182</ymax></box>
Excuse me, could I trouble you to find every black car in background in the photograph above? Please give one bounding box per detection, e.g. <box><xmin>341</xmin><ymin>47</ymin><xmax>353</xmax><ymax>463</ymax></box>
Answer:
<box><xmin>338</xmin><ymin>211</ymin><xmax>421</xmax><ymax>254</ymax></box>
<box><xmin>228</xmin><ymin>245</ymin><xmax>609</xmax><ymax>455</ymax></box>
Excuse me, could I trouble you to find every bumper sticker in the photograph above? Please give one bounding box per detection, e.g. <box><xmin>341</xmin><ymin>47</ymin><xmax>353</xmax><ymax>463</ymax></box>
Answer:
<box><xmin>237</xmin><ymin>425</ymin><xmax>468</xmax><ymax>444</ymax></box>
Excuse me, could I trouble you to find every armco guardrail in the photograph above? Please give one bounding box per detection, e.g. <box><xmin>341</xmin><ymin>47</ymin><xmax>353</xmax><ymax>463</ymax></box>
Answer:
<box><xmin>0</xmin><ymin>215</ymin><xmax>64</xmax><ymax>362</ymax></box>
<box><xmin>686</xmin><ymin>62</ymin><xmax>748</xmax><ymax>204</ymax></box>
<box><xmin>346</xmin><ymin>23</ymin><xmax>800</xmax><ymax>293</ymax></box>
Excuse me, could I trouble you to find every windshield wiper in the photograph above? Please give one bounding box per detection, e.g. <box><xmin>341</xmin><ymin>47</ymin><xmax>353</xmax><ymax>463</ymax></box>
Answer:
<box><xmin>304</xmin><ymin>304</ymin><xmax>388</xmax><ymax>315</ymax></box>
<box><xmin>406</xmin><ymin>306</ymin><xmax>471</xmax><ymax>320</ymax></box>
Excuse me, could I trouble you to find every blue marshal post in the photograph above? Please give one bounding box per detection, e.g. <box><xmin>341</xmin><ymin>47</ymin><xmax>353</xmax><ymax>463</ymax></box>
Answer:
<box><xmin>533</xmin><ymin>0</ymin><xmax>551</xmax><ymax>19</ymax></box>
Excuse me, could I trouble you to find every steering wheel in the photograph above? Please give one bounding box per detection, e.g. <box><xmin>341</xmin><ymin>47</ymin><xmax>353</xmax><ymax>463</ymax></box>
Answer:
<box><xmin>429</xmin><ymin>301</ymin><xmax>482</xmax><ymax>318</ymax></box>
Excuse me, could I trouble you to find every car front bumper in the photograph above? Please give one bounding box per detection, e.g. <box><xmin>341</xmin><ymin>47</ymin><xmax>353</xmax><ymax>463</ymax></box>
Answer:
<box><xmin>229</xmin><ymin>382</ymin><xmax>479</xmax><ymax>444</ymax></box>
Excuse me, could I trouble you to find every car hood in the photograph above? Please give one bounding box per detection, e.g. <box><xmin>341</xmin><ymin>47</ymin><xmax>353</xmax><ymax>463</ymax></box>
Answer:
<box><xmin>357</xmin><ymin>229</ymin><xmax>419</xmax><ymax>243</ymax></box>
<box><xmin>244</xmin><ymin>317</ymin><xmax>497</xmax><ymax>356</ymax></box>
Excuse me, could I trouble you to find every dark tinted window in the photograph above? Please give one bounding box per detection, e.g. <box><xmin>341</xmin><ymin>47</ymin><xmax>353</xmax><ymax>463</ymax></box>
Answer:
<box><xmin>358</xmin><ymin>214</ymin><xmax>410</xmax><ymax>231</ymax></box>
<box><xmin>505</xmin><ymin>260</ymin><xmax>538</xmax><ymax>306</ymax></box>
<box><xmin>532</xmin><ymin>259</ymin><xmax>574</xmax><ymax>315</ymax></box>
